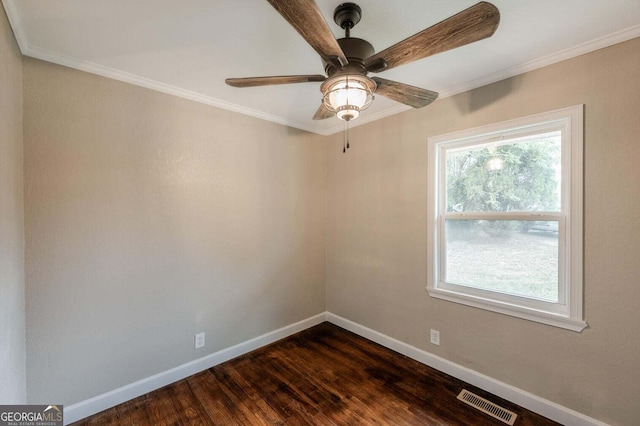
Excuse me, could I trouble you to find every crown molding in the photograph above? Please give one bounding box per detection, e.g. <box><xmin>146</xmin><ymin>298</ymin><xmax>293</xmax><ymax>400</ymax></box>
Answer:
<box><xmin>4</xmin><ymin>0</ymin><xmax>640</xmax><ymax>136</ymax></box>
<box><xmin>438</xmin><ymin>23</ymin><xmax>640</xmax><ymax>100</ymax></box>
<box><xmin>2</xmin><ymin>0</ymin><xmax>29</xmax><ymax>52</ymax></box>
<box><xmin>28</xmin><ymin>45</ymin><xmax>325</xmax><ymax>134</ymax></box>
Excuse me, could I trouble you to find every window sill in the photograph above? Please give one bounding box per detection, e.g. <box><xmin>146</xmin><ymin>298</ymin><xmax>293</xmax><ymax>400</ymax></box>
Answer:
<box><xmin>426</xmin><ymin>286</ymin><xmax>588</xmax><ymax>332</ymax></box>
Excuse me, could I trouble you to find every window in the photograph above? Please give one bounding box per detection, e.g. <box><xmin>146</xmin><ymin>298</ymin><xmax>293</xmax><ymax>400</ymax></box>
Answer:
<box><xmin>427</xmin><ymin>106</ymin><xmax>586</xmax><ymax>331</ymax></box>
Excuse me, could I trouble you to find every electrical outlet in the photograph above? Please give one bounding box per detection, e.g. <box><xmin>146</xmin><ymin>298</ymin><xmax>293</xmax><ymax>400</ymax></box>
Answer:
<box><xmin>430</xmin><ymin>329</ymin><xmax>440</xmax><ymax>346</ymax></box>
<box><xmin>195</xmin><ymin>332</ymin><xmax>205</xmax><ymax>349</ymax></box>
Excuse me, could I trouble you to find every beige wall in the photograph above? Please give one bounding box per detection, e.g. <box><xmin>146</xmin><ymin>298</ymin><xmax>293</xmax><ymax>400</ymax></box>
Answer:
<box><xmin>23</xmin><ymin>58</ymin><xmax>327</xmax><ymax>405</ymax></box>
<box><xmin>326</xmin><ymin>38</ymin><xmax>640</xmax><ymax>426</ymax></box>
<box><xmin>0</xmin><ymin>7</ymin><xmax>26</xmax><ymax>404</ymax></box>
<box><xmin>15</xmin><ymin>15</ymin><xmax>640</xmax><ymax>423</ymax></box>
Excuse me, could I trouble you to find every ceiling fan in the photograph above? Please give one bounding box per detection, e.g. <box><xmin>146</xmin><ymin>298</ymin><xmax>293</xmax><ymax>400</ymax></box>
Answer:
<box><xmin>226</xmin><ymin>1</ymin><xmax>500</xmax><ymax>122</ymax></box>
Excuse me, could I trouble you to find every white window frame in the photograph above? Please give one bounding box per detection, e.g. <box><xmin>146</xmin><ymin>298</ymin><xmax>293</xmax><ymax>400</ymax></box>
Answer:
<box><xmin>427</xmin><ymin>105</ymin><xmax>586</xmax><ymax>332</ymax></box>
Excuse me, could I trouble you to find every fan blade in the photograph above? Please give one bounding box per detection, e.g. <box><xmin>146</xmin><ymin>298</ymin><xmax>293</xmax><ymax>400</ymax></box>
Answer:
<box><xmin>372</xmin><ymin>77</ymin><xmax>438</xmax><ymax>108</ymax></box>
<box><xmin>365</xmin><ymin>2</ymin><xmax>500</xmax><ymax>72</ymax></box>
<box><xmin>266</xmin><ymin>0</ymin><xmax>348</xmax><ymax>67</ymax></box>
<box><xmin>226</xmin><ymin>75</ymin><xmax>326</xmax><ymax>88</ymax></box>
<box><xmin>313</xmin><ymin>104</ymin><xmax>334</xmax><ymax>120</ymax></box>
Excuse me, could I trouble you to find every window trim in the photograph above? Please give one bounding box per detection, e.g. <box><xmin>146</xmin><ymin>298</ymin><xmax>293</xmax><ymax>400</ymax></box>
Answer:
<box><xmin>427</xmin><ymin>105</ymin><xmax>587</xmax><ymax>332</ymax></box>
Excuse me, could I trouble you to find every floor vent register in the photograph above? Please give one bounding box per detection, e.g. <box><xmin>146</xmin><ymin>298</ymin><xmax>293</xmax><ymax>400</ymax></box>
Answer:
<box><xmin>457</xmin><ymin>389</ymin><xmax>517</xmax><ymax>425</ymax></box>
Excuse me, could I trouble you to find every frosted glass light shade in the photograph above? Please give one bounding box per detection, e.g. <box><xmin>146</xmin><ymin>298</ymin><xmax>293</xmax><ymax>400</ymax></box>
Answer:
<box><xmin>322</xmin><ymin>76</ymin><xmax>374</xmax><ymax>121</ymax></box>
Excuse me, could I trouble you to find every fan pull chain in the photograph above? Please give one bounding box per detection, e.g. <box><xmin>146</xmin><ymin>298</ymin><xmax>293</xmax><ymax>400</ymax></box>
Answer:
<box><xmin>342</xmin><ymin>120</ymin><xmax>351</xmax><ymax>153</ymax></box>
<box><xmin>343</xmin><ymin>124</ymin><xmax>346</xmax><ymax>153</ymax></box>
<box><xmin>346</xmin><ymin>120</ymin><xmax>350</xmax><ymax>149</ymax></box>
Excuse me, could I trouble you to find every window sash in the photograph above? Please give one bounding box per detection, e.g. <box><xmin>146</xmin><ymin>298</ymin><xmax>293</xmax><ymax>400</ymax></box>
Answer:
<box><xmin>437</xmin><ymin>216</ymin><xmax>566</xmax><ymax>313</ymax></box>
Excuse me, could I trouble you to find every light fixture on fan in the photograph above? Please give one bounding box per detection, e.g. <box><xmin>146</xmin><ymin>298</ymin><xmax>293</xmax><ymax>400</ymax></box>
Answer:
<box><xmin>321</xmin><ymin>74</ymin><xmax>375</xmax><ymax>121</ymax></box>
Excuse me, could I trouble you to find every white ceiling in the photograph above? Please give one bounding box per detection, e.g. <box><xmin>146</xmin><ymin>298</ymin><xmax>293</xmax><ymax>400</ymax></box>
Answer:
<box><xmin>3</xmin><ymin>0</ymin><xmax>640</xmax><ymax>135</ymax></box>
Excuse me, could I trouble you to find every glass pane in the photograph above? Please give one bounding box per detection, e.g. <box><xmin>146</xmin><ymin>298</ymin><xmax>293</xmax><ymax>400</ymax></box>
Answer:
<box><xmin>446</xmin><ymin>132</ymin><xmax>561</xmax><ymax>212</ymax></box>
<box><xmin>445</xmin><ymin>220</ymin><xmax>558</xmax><ymax>302</ymax></box>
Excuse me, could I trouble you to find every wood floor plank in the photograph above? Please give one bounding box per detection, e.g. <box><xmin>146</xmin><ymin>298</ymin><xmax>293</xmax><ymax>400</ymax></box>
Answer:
<box><xmin>166</xmin><ymin>379</ymin><xmax>215</xmax><ymax>426</ymax></box>
<box><xmin>117</xmin><ymin>395</ymin><xmax>155</xmax><ymax>426</ymax></box>
<box><xmin>72</xmin><ymin>323</ymin><xmax>559</xmax><ymax>425</ymax></box>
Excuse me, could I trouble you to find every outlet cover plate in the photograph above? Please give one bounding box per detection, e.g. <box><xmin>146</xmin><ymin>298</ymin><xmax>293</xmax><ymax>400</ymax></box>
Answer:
<box><xmin>430</xmin><ymin>329</ymin><xmax>440</xmax><ymax>346</ymax></box>
<box><xmin>195</xmin><ymin>332</ymin><xmax>205</xmax><ymax>349</ymax></box>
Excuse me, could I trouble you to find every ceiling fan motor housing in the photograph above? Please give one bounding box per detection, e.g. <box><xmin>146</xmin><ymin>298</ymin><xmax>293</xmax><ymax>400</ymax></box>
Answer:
<box><xmin>322</xmin><ymin>37</ymin><xmax>375</xmax><ymax>76</ymax></box>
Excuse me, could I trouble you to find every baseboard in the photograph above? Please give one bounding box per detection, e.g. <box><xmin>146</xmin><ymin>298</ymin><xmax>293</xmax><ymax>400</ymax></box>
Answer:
<box><xmin>326</xmin><ymin>312</ymin><xmax>608</xmax><ymax>426</ymax></box>
<box><xmin>63</xmin><ymin>312</ymin><xmax>327</xmax><ymax>424</ymax></box>
<box><xmin>65</xmin><ymin>311</ymin><xmax>607</xmax><ymax>426</ymax></box>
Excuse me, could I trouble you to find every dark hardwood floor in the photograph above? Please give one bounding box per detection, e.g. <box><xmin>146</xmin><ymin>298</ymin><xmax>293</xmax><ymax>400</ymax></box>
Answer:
<box><xmin>72</xmin><ymin>322</ymin><xmax>559</xmax><ymax>425</ymax></box>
